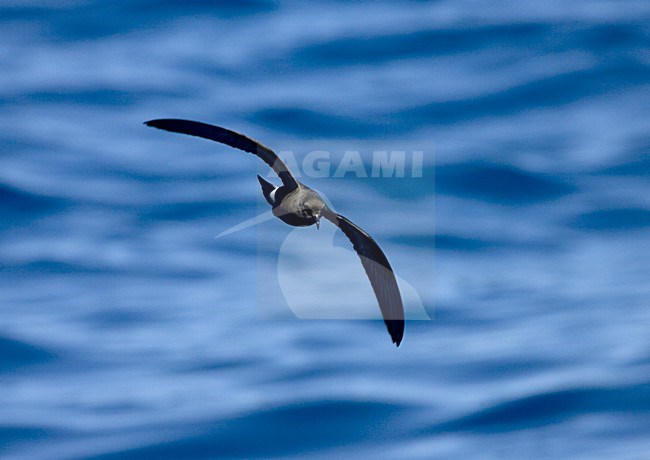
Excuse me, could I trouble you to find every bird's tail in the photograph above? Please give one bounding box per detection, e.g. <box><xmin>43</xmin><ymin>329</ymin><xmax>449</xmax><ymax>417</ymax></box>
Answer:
<box><xmin>257</xmin><ymin>175</ymin><xmax>276</xmax><ymax>205</ymax></box>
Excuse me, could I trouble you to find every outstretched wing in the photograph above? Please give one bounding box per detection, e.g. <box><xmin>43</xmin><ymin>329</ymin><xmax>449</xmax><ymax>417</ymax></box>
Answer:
<box><xmin>144</xmin><ymin>119</ymin><xmax>298</xmax><ymax>190</ymax></box>
<box><xmin>322</xmin><ymin>208</ymin><xmax>405</xmax><ymax>346</ymax></box>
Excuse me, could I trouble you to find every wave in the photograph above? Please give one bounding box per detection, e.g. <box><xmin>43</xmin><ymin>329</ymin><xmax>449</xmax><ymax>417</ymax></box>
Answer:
<box><xmin>429</xmin><ymin>383</ymin><xmax>650</xmax><ymax>434</ymax></box>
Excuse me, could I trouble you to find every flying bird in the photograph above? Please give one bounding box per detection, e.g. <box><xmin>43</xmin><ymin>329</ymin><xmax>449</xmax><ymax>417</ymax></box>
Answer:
<box><xmin>145</xmin><ymin>119</ymin><xmax>405</xmax><ymax>346</ymax></box>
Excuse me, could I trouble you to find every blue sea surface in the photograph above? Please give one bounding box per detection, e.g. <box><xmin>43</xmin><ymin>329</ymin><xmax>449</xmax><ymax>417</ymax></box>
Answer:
<box><xmin>1</xmin><ymin>1</ymin><xmax>649</xmax><ymax>458</ymax></box>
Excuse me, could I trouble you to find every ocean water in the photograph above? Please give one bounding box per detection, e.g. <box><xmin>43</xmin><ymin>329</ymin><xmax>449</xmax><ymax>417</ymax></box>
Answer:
<box><xmin>1</xmin><ymin>1</ymin><xmax>649</xmax><ymax>458</ymax></box>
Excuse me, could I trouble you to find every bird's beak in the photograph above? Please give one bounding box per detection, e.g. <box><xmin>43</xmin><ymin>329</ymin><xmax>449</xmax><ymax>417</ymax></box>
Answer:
<box><xmin>315</xmin><ymin>215</ymin><xmax>321</xmax><ymax>229</ymax></box>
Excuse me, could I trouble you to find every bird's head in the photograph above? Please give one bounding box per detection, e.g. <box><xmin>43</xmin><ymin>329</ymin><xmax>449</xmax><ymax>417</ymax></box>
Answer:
<box><xmin>314</xmin><ymin>207</ymin><xmax>324</xmax><ymax>229</ymax></box>
<box><xmin>306</xmin><ymin>204</ymin><xmax>324</xmax><ymax>229</ymax></box>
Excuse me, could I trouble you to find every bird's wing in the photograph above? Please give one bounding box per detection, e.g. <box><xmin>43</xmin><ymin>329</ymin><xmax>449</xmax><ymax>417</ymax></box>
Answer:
<box><xmin>322</xmin><ymin>208</ymin><xmax>404</xmax><ymax>346</ymax></box>
<box><xmin>144</xmin><ymin>119</ymin><xmax>298</xmax><ymax>190</ymax></box>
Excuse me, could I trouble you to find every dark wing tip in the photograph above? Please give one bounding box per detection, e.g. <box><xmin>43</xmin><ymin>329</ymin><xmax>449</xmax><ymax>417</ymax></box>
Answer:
<box><xmin>144</xmin><ymin>119</ymin><xmax>173</xmax><ymax>130</ymax></box>
<box><xmin>386</xmin><ymin>319</ymin><xmax>404</xmax><ymax>347</ymax></box>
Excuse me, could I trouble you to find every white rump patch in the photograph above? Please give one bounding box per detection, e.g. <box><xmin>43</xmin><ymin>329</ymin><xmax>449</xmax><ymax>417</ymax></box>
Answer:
<box><xmin>269</xmin><ymin>188</ymin><xmax>278</xmax><ymax>204</ymax></box>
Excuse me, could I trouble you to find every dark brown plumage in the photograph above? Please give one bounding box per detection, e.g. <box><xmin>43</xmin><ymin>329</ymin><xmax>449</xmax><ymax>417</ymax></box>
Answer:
<box><xmin>145</xmin><ymin>118</ymin><xmax>405</xmax><ymax>346</ymax></box>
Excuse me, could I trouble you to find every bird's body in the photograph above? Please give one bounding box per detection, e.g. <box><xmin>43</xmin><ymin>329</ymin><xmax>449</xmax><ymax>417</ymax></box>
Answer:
<box><xmin>258</xmin><ymin>176</ymin><xmax>324</xmax><ymax>227</ymax></box>
<box><xmin>145</xmin><ymin>118</ymin><xmax>405</xmax><ymax>346</ymax></box>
